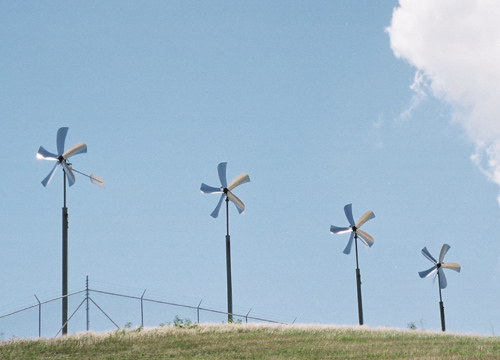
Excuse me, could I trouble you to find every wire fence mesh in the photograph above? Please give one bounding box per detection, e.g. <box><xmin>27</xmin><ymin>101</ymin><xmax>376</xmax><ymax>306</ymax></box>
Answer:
<box><xmin>0</xmin><ymin>277</ymin><xmax>295</xmax><ymax>339</ymax></box>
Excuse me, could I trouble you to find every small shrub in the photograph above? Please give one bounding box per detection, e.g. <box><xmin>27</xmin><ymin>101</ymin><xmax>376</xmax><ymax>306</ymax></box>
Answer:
<box><xmin>134</xmin><ymin>325</ymin><xmax>143</xmax><ymax>333</ymax></box>
<box><xmin>173</xmin><ymin>316</ymin><xmax>197</xmax><ymax>329</ymax></box>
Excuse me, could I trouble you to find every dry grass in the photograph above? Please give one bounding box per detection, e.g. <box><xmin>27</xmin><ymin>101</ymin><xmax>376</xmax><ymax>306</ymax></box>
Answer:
<box><xmin>0</xmin><ymin>323</ymin><xmax>499</xmax><ymax>359</ymax></box>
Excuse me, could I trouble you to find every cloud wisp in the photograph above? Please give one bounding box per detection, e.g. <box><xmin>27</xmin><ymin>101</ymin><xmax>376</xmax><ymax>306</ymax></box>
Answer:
<box><xmin>387</xmin><ymin>0</ymin><xmax>500</xmax><ymax>204</ymax></box>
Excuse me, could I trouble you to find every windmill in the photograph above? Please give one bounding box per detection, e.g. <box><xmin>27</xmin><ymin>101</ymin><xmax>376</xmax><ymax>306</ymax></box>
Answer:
<box><xmin>200</xmin><ymin>162</ymin><xmax>250</xmax><ymax>322</ymax></box>
<box><xmin>418</xmin><ymin>244</ymin><xmax>461</xmax><ymax>332</ymax></box>
<box><xmin>330</xmin><ymin>203</ymin><xmax>375</xmax><ymax>325</ymax></box>
<box><xmin>37</xmin><ymin>127</ymin><xmax>104</xmax><ymax>335</ymax></box>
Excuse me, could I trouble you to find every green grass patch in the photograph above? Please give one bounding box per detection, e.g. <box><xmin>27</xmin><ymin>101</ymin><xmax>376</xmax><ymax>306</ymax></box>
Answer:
<box><xmin>0</xmin><ymin>324</ymin><xmax>498</xmax><ymax>359</ymax></box>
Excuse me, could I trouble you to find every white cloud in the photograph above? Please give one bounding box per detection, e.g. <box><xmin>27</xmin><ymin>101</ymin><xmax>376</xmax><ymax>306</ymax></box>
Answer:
<box><xmin>387</xmin><ymin>0</ymin><xmax>500</xmax><ymax>204</ymax></box>
<box><xmin>399</xmin><ymin>71</ymin><xmax>428</xmax><ymax>121</ymax></box>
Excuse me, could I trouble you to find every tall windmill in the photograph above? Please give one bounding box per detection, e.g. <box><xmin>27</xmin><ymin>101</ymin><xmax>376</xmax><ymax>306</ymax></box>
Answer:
<box><xmin>37</xmin><ymin>127</ymin><xmax>104</xmax><ymax>335</ymax></box>
<box><xmin>330</xmin><ymin>203</ymin><xmax>375</xmax><ymax>325</ymax></box>
<box><xmin>200</xmin><ymin>162</ymin><xmax>250</xmax><ymax>322</ymax></box>
<box><xmin>418</xmin><ymin>244</ymin><xmax>461</xmax><ymax>331</ymax></box>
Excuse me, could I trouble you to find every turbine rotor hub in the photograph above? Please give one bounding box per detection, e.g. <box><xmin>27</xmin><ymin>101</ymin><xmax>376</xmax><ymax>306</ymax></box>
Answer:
<box><xmin>437</xmin><ymin>262</ymin><xmax>442</xmax><ymax>268</ymax></box>
<box><xmin>223</xmin><ymin>187</ymin><xmax>228</xmax><ymax>194</ymax></box>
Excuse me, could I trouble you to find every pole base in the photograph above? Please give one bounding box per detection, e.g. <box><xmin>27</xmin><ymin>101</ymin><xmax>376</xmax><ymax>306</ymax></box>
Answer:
<box><xmin>356</xmin><ymin>268</ymin><xmax>363</xmax><ymax>326</ymax></box>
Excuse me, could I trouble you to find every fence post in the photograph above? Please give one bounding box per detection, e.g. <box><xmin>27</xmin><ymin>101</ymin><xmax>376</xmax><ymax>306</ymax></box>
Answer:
<box><xmin>197</xmin><ymin>300</ymin><xmax>202</xmax><ymax>323</ymax></box>
<box><xmin>245</xmin><ymin>309</ymin><xmax>252</xmax><ymax>323</ymax></box>
<box><xmin>140</xmin><ymin>290</ymin><xmax>146</xmax><ymax>327</ymax></box>
<box><xmin>34</xmin><ymin>295</ymin><xmax>41</xmax><ymax>338</ymax></box>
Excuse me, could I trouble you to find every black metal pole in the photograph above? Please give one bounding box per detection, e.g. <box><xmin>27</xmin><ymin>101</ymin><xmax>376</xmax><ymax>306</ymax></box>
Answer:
<box><xmin>438</xmin><ymin>271</ymin><xmax>446</xmax><ymax>332</ymax></box>
<box><xmin>62</xmin><ymin>172</ymin><xmax>68</xmax><ymax>336</ymax></box>
<box><xmin>354</xmin><ymin>232</ymin><xmax>364</xmax><ymax>326</ymax></box>
<box><xmin>225</xmin><ymin>197</ymin><xmax>233</xmax><ymax>323</ymax></box>
<box><xmin>439</xmin><ymin>300</ymin><xmax>445</xmax><ymax>332</ymax></box>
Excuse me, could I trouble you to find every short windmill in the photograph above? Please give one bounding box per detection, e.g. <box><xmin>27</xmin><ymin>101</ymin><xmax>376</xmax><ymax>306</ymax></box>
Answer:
<box><xmin>37</xmin><ymin>127</ymin><xmax>104</xmax><ymax>335</ymax></box>
<box><xmin>330</xmin><ymin>203</ymin><xmax>375</xmax><ymax>325</ymax></box>
<box><xmin>200</xmin><ymin>162</ymin><xmax>250</xmax><ymax>323</ymax></box>
<box><xmin>418</xmin><ymin>244</ymin><xmax>461</xmax><ymax>332</ymax></box>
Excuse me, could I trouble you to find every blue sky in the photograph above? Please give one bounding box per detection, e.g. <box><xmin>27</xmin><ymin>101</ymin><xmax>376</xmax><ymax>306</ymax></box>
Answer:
<box><xmin>1</xmin><ymin>1</ymin><xmax>500</xmax><ymax>337</ymax></box>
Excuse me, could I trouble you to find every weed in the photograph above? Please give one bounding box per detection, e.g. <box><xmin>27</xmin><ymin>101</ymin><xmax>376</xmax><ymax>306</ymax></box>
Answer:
<box><xmin>134</xmin><ymin>325</ymin><xmax>144</xmax><ymax>333</ymax></box>
<box><xmin>173</xmin><ymin>315</ymin><xmax>197</xmax><ymax>329</ymax></box>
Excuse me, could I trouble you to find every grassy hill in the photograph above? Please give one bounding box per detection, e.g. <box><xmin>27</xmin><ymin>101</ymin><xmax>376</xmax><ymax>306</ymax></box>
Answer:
<box><xmin>0</xmin><ymin>323</ymin><xmax>499</xmax><ymax>359</ymax></box>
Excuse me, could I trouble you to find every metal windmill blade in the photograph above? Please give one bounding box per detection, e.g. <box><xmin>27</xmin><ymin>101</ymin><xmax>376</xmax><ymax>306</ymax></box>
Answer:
<box><xmin>418</xmin><ymin>244</ymin><xmax>461</xmax><ymax>289</ymax></box>
<box><xmin>37</xmin><ymin>127</ymin><xmax>87</xmax><ymax>187</ymax></box>
<box><xmin>330</xmin><ymin>203</ymin><xmax>375</xmax><ymax>254</ymax></box>
<box><xmin>200</xmin><ymin>162</ymin><xmax>250</xmax><ymax>218</ymax></box>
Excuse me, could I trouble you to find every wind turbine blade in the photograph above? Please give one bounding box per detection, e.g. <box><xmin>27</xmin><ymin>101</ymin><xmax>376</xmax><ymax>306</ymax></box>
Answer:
<box><xmin>344</xmin><ymin>204</ymin><xmax>355</xmax><ymax>226</ymax></box>
<box><xmin>90</xmin><ymin>173</ymin><xmax>105</xmax><ymax>188</ymax></box>
<box><xmin>227</xmin><ymin>191</ymin><xmax>245</xmax><ymax>214</ymax></box>
<box><xmin>357</xmin><ymin>229</ymin><xmax>374</xmax><ymax>248</ymax></box>
<box><xmin>421</xmin><ymin>247</ymin><xmax>437</xmax><ymax>264</ymax></box>
<box><xmin>200</xmin><ymin>183</ymin><xmax>222</xmax><ymax>194</ymax></box>
<box><xmin>439</xmin><ymin>243</ymin><xmax>451</xmax><ymax>263</ymax></box>
<box><xmin>63</xmin><ymin>142</ymin><xmax>87</xmax><ymax>159</ymax></box>
<box><xmin>41</xmin><ymin>163</ymin><xmax>59</xmax><ymax>187</ymax></box>
<box><xmin>61</xmin><ymin>162</ymin><xmax>76</xmax><ymax>186</ymax></box>
<box><xmin>56</xmin><ymin>127</ymin><xmax>69</xmax><ymax>155</ymax></box>
<box><xmin>37</xmin><ymin>146</ymin><xmax>59</xmax><ymax>160</ymax></box>
<box><xmin>330</xmin><ymin>225</ymin><xmax>352</xmax><ymax>234</ymax></box>
<box><xmin>438</xmin><ymin>268</ymin><xmax>448</xmax><ymax>289</ymax></box>
<box><xmin>343</xmin><ymin>232</ymin><xmax>355</xmax><ymax>255</ymax></box>
<box><xmin>227</xmin><ymin>173</ymin><xmax>250</xmax><ymax>191</ymax></box>
<box><xmin>442</xmin><ymin>262</ymin><xmax>461</xmax><ymax>273</ymax></box>
<box><xmin>210</xmin><ymin>193</ymin><xmax>225</xmax><ymax>218</ymax></box>
<box><xmin>356</xmin><ymin>210</ymin><xmax>375</xmax><ymax>228</ymax></box>
<box><xmin>217</xmin><ymin>162</ymin><xmax>227</xmax><ymax>188</ymax></box>
<box><xmin>419</xmin><ymin>266</ymin><xmax>437</xmax><ymax>278</ymax></box>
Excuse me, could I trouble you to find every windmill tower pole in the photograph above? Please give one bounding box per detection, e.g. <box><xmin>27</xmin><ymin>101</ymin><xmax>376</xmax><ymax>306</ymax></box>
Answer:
<box><xmin>38</xmin><ymin>128</ymin><xmax>104</xmax><ymax>337</ymax></box>
<box><xmin>225</xmin><ymin>196</ymin><xmax>233</xmax><ymax>323</ymax></box>
<box><xmin>437</xmin><ymin>269</ymin><xmax>446</xmax><ymax>332</ymax></box>
<box><xmin>201</xmin><ymin>163</ymin><xmax>249</xmax><ymax>324</ymax></box>
<box><xmin>419</xmin><ymin>245</ymin><xmax>460</xmax><ymax>333</ymax></box>
<box><xmin>62</xmin><ymin>170</ymin><xmax>69</xmax><ymax>336</ymax></box>
<box><xmin>354</xmin><ymin>232</ymin><xmax>364</xmax><ymax>326</ymax></box>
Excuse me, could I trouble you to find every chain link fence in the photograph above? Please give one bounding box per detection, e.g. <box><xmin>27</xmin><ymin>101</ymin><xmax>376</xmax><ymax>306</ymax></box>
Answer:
<box><xmin>0</xmin><ymin>277</ymin><xmax>295</xmax><ymax>339</ymax></box>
